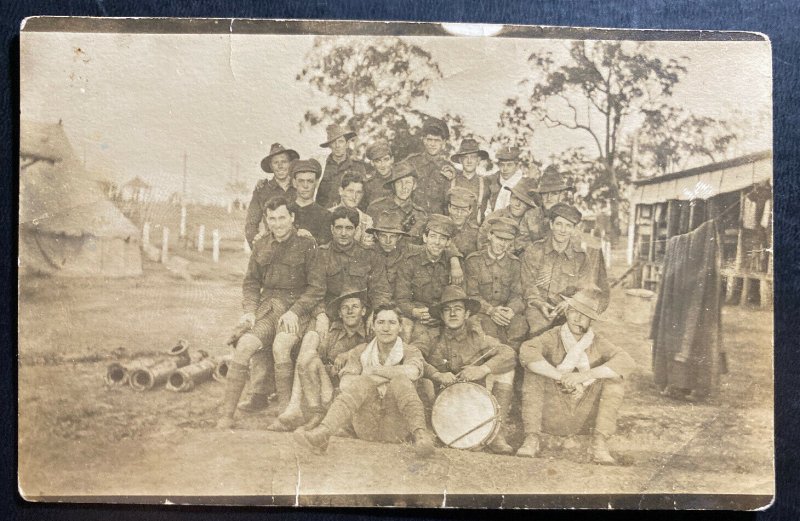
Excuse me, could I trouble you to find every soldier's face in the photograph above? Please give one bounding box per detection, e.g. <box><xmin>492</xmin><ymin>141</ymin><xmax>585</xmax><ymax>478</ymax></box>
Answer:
<box><xmin>338</xmin><ymin>297</ymin><xmax>366</xmax><ymax>328</ymax></box>
<box><xmin>423</xmin><ymin>230</ymin><xmax>450</xmax><ymax>258</ymax></box>
<box><xmin>509</xmin><ymin>195</ymin><xmax>529</xmax><ymax>218</ymax></box>
<box><xmin>460</xmin><ymin>152</ymin><xmax>480</xmax><ymax>173</ymax></box>
<box><xmin>292</xmin><ymin>172</ymin><xmax>317</xmax><ymax>200</ymax></box>
<box><xmin>442</xmin><ymin>301</ymin><xmax>468</xmax><ymax>330</ymax></box>
<box><xmin>488</xmin><ymin>232</ymin><xmax>514</xmax><ymax>257</ymax></box>
<box><xmin>550</xmin><ymin>216</ymin><xmax>576</xmax><ymax>245</ymax></box>
<box><xmin>541</xmin><ymin>191</ymin><xmax>563</xmax><ymax>209</ymax></box>
<box><xmin>566</xmin><ymin>307</ymin><xmax>592</xmax><ymax>336</ymax></box>
<box><xmin>373</xmin><ymin>309</ymin><xmax>402</xmax><ymax>345</ymax></box>
<box><xmin>339</xmin><ymin>182</ymin><xmax>364</xmax><ymax>209</ymax></box>
<box><xmin>331</xmin><ymin>217</ymin><xmax>357</xmax><ymax>247</ymax></box>
<box><xmin>373</xmin><ymin>155</ymin><xmax>393</xmax><ymax>176</ymax></box>
<box><xmin>265</xmin><ymin>205</ymin><xmax>295</xmax><ymax>239</ymax></box>
<box><xmin>393</xmin><ymin>177</ymin><xmax>415</xmax><ymax>201</ymax></box>
<box><xmin>423</xmin><ymin>134</ymin><xmax>444</xmax><ymax>156</ymax></box>
<box><xmin>331</xmin><ymin>137</ymin><xmax>348</xmax><ymax>158</ymax></box>
<box><xmin>498</xmin><ymin>160</ymin><xmax>517</xmax><ymax>178</ymax></box>
<box><xmin>448</xmin><ymin>202</ymin><xmax>471</xmax><ymax>226</ymax></box>
<box><xmin>271</xmin><ymin>154</ymin><xmax>292</xmax><ymax>180</ymax></box>
<box><xmin>376</xmin><ymin>231</ymin><xmax>400</xmax><ymax>253</ymax></box>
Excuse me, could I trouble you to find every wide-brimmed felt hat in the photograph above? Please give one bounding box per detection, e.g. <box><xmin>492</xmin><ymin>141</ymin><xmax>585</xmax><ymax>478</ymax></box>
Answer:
<box><xmin>430</xmin><ymin>285</ymin><xmax>481</xmax><ymax>319</ymax></box>
<box><xmin>447</xmin><ymin>186</ymin><xmax>477</xmax><ymax>208</ymax></box>
<box><xmin>486</xmin><ymin>216</ymin><xmax>519</xmax><ymax>239</ymax></box>
<box><xmin>425</xmin><ymin>214</ymin><xmax>456</xmax><ymax>237</ymax></box>
<box><xmin>508</xmin><ymin>177</ymin><xmax>540</xmax><ymax>207</ymax></box>
<box><xmin>537</xmin><ymin>165</ymin><xmax>574</xmax><ymax>193</ymax></box>
<box><xmin>366</xmin><ymin>212</ymin><xmax>411</xmax><ymax>237</ymax></box>
<box><xmin>548</xmin><ymin>202</ymin><xmax>582</xmax><ymax>225</ymax></box>
<box><xmin>560</xmin><ymin>288</ymin><xmax>605</xmax><ymax>322</ymax></box>
<box><xmin>290</xmin><ymin>158</ymin><xmax>322</xmax><ymax>179</ymax></box>
<box><xmin>366</xmin><ymin>140</ymin><xmax>392</xmax><ymax>161</ymax></box>
<box><xmin>450</xmin><ymin>138</ymin><xmax>489</xmax><ymax>163</ymax></box>
<box><xmin>495</xmin><ymin>146</ymin><xmax>521</xmax><ymax>162</ymax></box>
<box><xmin>382</xmin><ymin>161</ymin><xmax>417</xmax><ymax>188</ymax></box>
<box><xmin>326</xmin><ymin>287</ymin><xmax>369</xmax><ymax>320</ymax></box>
<box><xmin>260</xmin><ymin>143</ymin><xmax>300</xmax><ymax>173</ymax></box>
<box><xmin>320</xmin><ymin>124</ymin><xmax>357</xmax><ymax>148</ymax></box>
<box><xmin>422</xmin><ymin>118</ymin><xmax>450</xmax><ymax>140</ymax></box>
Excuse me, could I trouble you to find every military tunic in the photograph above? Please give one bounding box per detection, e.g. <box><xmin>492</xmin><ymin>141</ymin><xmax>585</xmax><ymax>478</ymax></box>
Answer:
<box><xmin>242</xmin><ymin>231</ymin><xmax>320</xmax><ymax>343</ymax></box>
<box><xmin>450</xmin><ymin>173</ymin><xmax>491</xmax><ymax>224</ymax></box>
<box><xmin>407</xmin><ymin>152</ymin><xmax>453</xmax><ymax>216</ymax></box>
<box><xmin>316</xmin><ymin>153</ymin><xmax>369</xmax><ymax>210</ymax></box>
<box><xmin>317</xmin><ymin>321</ymin><xmax>367</xmax><ymax>365</ymax></box>
<box><xmin>362</xmin><ymin>169</ymin><xmax>393</xmax><ymax>210</ymax></box>
<box><xmin>375</xmin><ymin>244</ymin><xmax>409</xmax><ymax>299</ymax></box>
<box><xmin>293</xmin><ymin>202</ymin><xmax>333</xmax><ymax>245</ymax></box>
<box><xmin>366</xmin><ymin>196</ymin><xmax>428</xmax><ymax>241</ymax></box>
<box><xmin>479</xmin><ymin>206</ymin><xmax>547</xmax><ymax>255</ymax></box>
<box><xmin>449</xmin><ymin>220</ymin><xmax>480</xmax><ymax>258</ymax></box>
<box><xmin>244</xmin><ymin>178</ymin><xmax>296</xmax><ymax>246</ymax></box>
<box><xmin>395</xmin><ymin>244</ymin><xmax>462</xmax><ymax>320</ymax></box>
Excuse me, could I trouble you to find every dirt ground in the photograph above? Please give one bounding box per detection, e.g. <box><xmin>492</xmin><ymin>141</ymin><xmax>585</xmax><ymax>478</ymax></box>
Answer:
<box><xmin>17</xmin><ymin>249</ymin><xmax>775</xmax><ymax>505</ymax></box>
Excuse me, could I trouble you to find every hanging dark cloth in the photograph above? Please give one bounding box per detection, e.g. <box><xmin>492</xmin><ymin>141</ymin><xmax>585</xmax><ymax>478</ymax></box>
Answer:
<box><xmin>651</xmin><ymin>219</ymin><xmax>727</xmax><ymax>397</ymax></box>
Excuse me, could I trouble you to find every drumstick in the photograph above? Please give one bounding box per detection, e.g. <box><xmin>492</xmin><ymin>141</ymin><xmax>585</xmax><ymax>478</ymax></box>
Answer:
<box><xmin>463</xmin><ymin>347</ymin><xmax>497</xmax><ymax>368</ymax></box>
<box><xmin>444</xmin><ymin>414</ymin><xmax>500</xmax><ymax>448</ymax></box>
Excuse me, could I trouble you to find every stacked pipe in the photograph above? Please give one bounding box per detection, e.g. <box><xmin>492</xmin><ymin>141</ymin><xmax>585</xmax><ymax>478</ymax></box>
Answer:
<box><xmin>129</xmin><ymin>340</ymin><xmax>192</xmax><ymax>391</ymax></box>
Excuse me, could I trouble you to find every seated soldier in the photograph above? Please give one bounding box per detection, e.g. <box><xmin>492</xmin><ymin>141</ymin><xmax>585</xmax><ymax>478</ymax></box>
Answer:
<box><xmin>446</xmin><ymin>187</ymin><xmax>480</xmax><ymax>258</ymax></box>
<box><xmin>517</xmin><ymin>288</ymin><xmax>636</xmax><ymax>464</ymax></box>
<box><xmin>293</xmin><ymin>304</ymin><xmax>437</xmax><ymax>457</ymax></box>
<box><xmin>270</xmin><ymin>288</ymin><xmax>369</xmax><ymax>432</ymax></box>
<box><xmin>415</xmin><ymin>285</ymin><xmax>517</xmax><ymax>455</ymax></box>
<box><xmin>465</xmin><ymin>216</ymin><xmax>528</xmax><ymax>350</ymax></box>
<box><xmin>521</xmin><ymin>203</ymin><xmax>609</xmax><ymax>338</ymax></box>
<box><xmin>219</xmin><ymin>195</ymin><xmax>320</xmax><ymax>429</ymax></box>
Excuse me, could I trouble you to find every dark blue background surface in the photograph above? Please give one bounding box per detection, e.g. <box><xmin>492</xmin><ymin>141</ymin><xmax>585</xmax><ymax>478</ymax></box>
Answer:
<box><xmin>2</xmin><ymin>1</ymin><xmax>797</xmax><ymax>519</ymax></box>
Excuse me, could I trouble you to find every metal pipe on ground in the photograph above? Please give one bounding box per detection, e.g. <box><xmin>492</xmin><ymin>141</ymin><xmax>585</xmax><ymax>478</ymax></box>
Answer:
<box><xmin>166</xmin><ymin>358</ymin><xmax>216</xmax><ymax>392</ymax></box>
<box><xmin>129</xmin><ymin>341</ymin><xmax>192</xmax><ymax>392</ymax></box>
<box><xmin>105</xmin><ymin>357</ymin><xmax>159</xmax><ymax>387</ymax></box>
<box><xmin>213</xmin><ymin>356</ymin><xmax>233</xmax><ymax>383</ymax></box>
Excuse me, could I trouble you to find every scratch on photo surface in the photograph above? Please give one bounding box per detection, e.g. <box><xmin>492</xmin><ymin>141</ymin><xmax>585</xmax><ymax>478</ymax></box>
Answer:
<box><xmin>227</xmin><ymin>19</ymin><xmax>238</xmax><ymax>81</ymax></box>
<box><xmin>294</xmin><ymin>446</ymin><xmax>301</xmax><ymax>506</ymax></box>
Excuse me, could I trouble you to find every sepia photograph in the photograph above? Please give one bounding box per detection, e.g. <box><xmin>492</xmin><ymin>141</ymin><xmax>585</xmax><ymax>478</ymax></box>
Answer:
<box><xmin>17</xmin><ymin>17</ymin><xmax>773</xmax><ymax>508</ymax></box>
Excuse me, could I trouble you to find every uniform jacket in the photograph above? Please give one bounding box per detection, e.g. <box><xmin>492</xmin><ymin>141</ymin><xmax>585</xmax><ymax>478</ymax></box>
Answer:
<box><xmin>450</xmin><ymin>172</ymin><xmax>491</xmax><ymax>224</ymax></box>
<box><xmin>366</xmin><ymin>196</ymin><xmax>428</xmax><ymax>240</ymax></box>
<box><xmin>340</xmin><ymin>341</ymin><xmax>425</xmax><ymax>381</ymax></box>
<box><xmin>362</xmin><ymin>169</ymin><xmax>393</xmax><ymax>210</ymax></box>
<box><xmin>244</xmin><ymin>178</ymin><xmax>296</xmax><ymax>245</ymax></box>
<box><xmin>416</xmin><ymin>320</ymin><xmax>517</xmax><ymax>377</ymax></box>
<box><xmin>316</xmin><ymin>153</ymin><xmax>368</xmax><ymax>210</ymax></box>
<box><xmin>293</xmin><ymin>202</ymin><xmax>333</xmax><ymax>245</ymax></box>
<box><xmin>450</xmin><ymin>220</ymin><xmax>480</xmax><ymax>258</ymax></box>
<box><xmin>464</xmin><ymin>249</ymin><xmax>525</xmax><ymax>315</ymax></box>
<box><xmin>407</xmin><ymin>152</ymin><xmax>453</xmax><ymax>215</ymax></box>
<box><xmin>394</xmin><ymin>244</ymin><xmax>461</xmax><ymax>317</ymax></box>
<box><xmin>318</xmin><ymin>320</ymin><xmax>368</xmax><ymax>364</ymax></box>
<box><xmin>479</xmin><ymin>206</ymin><xmax>547</xmax><ymax>255</ymax></box>
<box><xmin>520</xmin><ymin>327</ymin><xmax>635</xmax><ymax>378</ymax></box>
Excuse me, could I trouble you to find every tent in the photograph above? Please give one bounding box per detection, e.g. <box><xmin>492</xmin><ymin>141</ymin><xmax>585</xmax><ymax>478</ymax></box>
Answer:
<box><xmin>19</xmin><ymin>121</ymin><xmax>143</xmax><ymax>277</ymax></box>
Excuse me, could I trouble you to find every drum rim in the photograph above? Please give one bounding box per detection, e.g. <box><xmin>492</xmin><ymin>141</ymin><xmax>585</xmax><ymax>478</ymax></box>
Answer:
<box><xmin>431</xmin><ymin>381</ymin><xmax>501</xmax><ymax>449</ymax></box>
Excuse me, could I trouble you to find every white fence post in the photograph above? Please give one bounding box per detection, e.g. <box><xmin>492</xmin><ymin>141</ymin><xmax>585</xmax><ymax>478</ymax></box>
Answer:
<box><xmin>179</xmin><ymin>205</ymin><xmax>187</xmax><ymax>238</ymax></box>
<box><xmin>142</xmin><ymin>222</ymin><xmax>150</xmax><ymax>246</ymax></box>
<box><xmin>244</xmin><ymin>239</ymin><xmax>251</xmax><ymax>255</ymax></box>
<box><xmin>197</xmin><ymin>225</ymin><xmax>206</xmax><ymax>252</ymax></box>
<box><xmin>161</xmin><ymin>227</ymin><xmax>169</xmax><ymax>263</ymax></box>
<box><xmin>212</xmin><ymin>229</ymin><xmax>220</xmax><ymax>263</ymax></box>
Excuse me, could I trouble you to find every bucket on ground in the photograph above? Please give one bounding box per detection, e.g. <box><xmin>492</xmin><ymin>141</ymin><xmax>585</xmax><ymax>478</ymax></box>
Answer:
<box><xmin>623</xmin><ymin>288</ymin><xmax>656</xmax><ymax>325</ymax></box>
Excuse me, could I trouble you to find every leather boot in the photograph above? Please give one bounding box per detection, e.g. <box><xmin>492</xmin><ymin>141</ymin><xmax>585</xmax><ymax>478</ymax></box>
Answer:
<box><xmin>591</xmin><ymin>433</ymin><xmax>618</xmax><ymax>465</ymax></box>
<box><xmin>412</xmin><ymin>428</ymin><xmax>436</xmax><ymax>458</ymax></box>
<box><xmin>298</xmin><ymin>406</ymin><xmax>327</xmax><ymax>432</ymax></box>
<box><xmin>488</xmin><ymin>383</ymin><xmax>515</xmax><ymax>455</ymax></box>
<box><xmin>274</xmin><ymin>362</ymin><xmax>295</xmax><ymax>412</ymax></box>
<box><xmin>218</xmin><ymin>362</ymin><xmax>249</xmax><ymax>429</ymax></box>
<box><xmin>516</xmin><ymin>434</ymin><xmax>540</xmax><ymax>458</ymax></box>
<box><xmin>238</xmin><ymin>392</ymin><xmax>271</xmax><ymax>413</ymax></box>
<box><xmin>293</xmin><ymin>425</ymin><xmax>331</xmax><ymax>455</ymax></box>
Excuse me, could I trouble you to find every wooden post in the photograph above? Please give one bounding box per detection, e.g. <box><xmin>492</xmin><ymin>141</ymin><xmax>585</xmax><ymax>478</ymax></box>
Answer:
<box><xmin>142</xmin><ymin>222</ymin><xmax>150</xmax><ymax>246</ymax></box>
<box><xmin>243</xmin><ymin>239</ymin><xmax>251</xmax><ymax>255</ymax></box>
<box><xmin>212</xmin><ymin>229</ymin><xmax>220</xmax><ymax>263</ymax></box>
<box><xmin>161</xmin><ymin>227</ymin><xmax>169</xmax><ymax>263</ymax></box>
<box><xmin>180</xmin><ymin>205</ymin><xmax>187</xmax><ymax>238</ymax></box>
<box><xmin>197</xmin><ymin>225</ymin><xmax>205</xmax><ymax>252</ymax></box>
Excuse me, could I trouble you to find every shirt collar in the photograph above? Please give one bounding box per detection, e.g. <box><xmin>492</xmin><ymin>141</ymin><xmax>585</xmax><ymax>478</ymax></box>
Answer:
<box><xmin>485</xmin><ymin>248</ymin><xmax>505</xmax><ymax>264</ymax></box>
<box><xmin>332</xmin><ymin>240</ymin><xmax>356</xmax><ymax>254</ymax></box>
<box><xmin>443</xmin><ymin>324</ymin><xmax>469</xmax><ymax>342</ymax></box>
<box><xmin>545</xmin><ymin>234</ymin><xmax>580</xmax><ymax>259</ymax></box>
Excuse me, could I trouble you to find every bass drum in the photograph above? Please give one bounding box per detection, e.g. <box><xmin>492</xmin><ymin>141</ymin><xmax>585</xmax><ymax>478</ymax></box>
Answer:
<box><xmin>431</xmin><ymin>382</ymin><xmax>500</xmax><ymax>450</ymax></box>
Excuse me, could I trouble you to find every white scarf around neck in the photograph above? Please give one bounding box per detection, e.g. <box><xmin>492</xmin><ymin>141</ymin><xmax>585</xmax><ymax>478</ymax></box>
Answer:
<box><xmin>557</xmin><ymin>324</ymin><xmax>596</xmax><ymax>386</ymax></box>
<box><xmin>361</xmin><ymin>336</ymin><xmax>404</xmax><ymax>371</ymax></box>
<box><xmin>493</xmin><ymin>171</ymin><xmax>523</xmax><ymax>212</ymax></box>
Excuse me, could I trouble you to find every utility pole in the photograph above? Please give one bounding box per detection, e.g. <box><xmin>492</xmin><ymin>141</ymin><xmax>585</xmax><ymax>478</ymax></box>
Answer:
<box><xmin>182</xmin><ymin>151</ymin><xmax>188</xmax><ymax>203</ymax></box>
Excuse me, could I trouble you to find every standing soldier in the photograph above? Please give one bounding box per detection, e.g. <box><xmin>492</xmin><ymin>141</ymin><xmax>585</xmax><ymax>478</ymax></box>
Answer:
<box><xmin>363</xmin><ymin>139</ymin><xmax>394</xmax><ymax>209</ymax></box>
<box><xmin>537</xmin><ymin>165</ymin><xmax>575</xmax><ymax>212</ymax></box>
<box><xmin>366</xmin><ymin>160</ymin><xmax>428</xmax><ymax>241</ymax></box>
<box><xmin>328</xmin><ymin>172</ymin><xmax>374</xmax><ymax>247</ymax></box>
<box><xmin>316</xmin><ymin>124</ymin><xmax>368</xmax><ymax>209</ymax></box>
<box><xmin>407</xmin><ymin>118</ymin><xmax>457</xmax><ymax>215</ymax></box>
<box><xmin>446</xmin><ymin>187</ymin><xmax>480</xmax><ymax>258</ymax></box>
<box><xmin>479</xmin><ymin>177</ymin><xmax>546</xmax><ymax>255</ymax></box>
<box><xmin>521</xmin><ymin>203</ymin><xmax>609</xmax><ymax>338</ymax></box>
<box><xmin>245</xmin><ymin>143</ymin><xmax>299</xmax><ymax>247</ymax></box>
<box><xmin>449</xmin><ymin>138</ymin><xmax>491</xmax><ymax>224</ymax></box>
<box><xmin>465</xmin><ymin>216</ymin><xmax>528</xmax><ymax>349</ymax></box>
<box><xmin>414</xmin><ymin>285</ymin><xmax>518</xmax><ymax>455</ymax></box>
<box><xmin>219</xmin><ymin>195</ymin><xmax>322</xmax><ymax>429</ymax></box>
<box><xmin>365</xmin><ymin>212</ymin><xmax>412</xmax><ymax>298</ymax></box>
<box><xmin>290</xmin><ymin>159</ymin><xmax>333</xmax><ymax>245</ymax></box>
<box><xmin>485</xmin><ymin>146</ymin><xmax>524</xmax><ymax>216</ymax></box>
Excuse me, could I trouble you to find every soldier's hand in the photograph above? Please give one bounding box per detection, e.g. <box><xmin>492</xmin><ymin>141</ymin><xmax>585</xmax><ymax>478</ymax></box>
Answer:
<box><xmin>490</xmin><ymin>307</ymin><xmax>512</xmax><ymax>327</ymax></box>
<box><xmin>561</xmin><ymin>371</ymin><xmax>592</xmax><ymax>388</ymax></box>
<box><xmin>551</xmin><ymin>301</ymin><xmax>569</xmax><ymax>318</ymax></box>
<box><xmin>278</xmin><ymin>310</ymin><xmax>300</xmax><ymax>335</ymax></box>
<box><xmin>333</xmin><ymin>353</ymin><xmax>348</xmax><ymax>373</ymax></box>
<box><xmin>440</xmin><ymin>164</ymin><xmax>456</xmax><ymax>181</ymax></box>
<box><xmin>449</xmin><ymin>263</ymin><xmax>464</xmax><ymax>285</ymax></box>
<box><xmin>458</xmin><ymin>364</ymin><xmax>491</xmax><ymax>382</ymax></box>
<box><xmin>538</xmin><ymin>302</ymin><xmax>556</xmax><ymax>320</ymax></box>
<box><xmin>315</xmin><ymin>312</ymin><xmax>330</xmax><ymax>343</ymax></box>
<box><xmin>239</xmin><ymin>313</ymin><xmax>256</xmax><ymax>329</ymax></box>
<box><xmin>434</xmin><ymin>371</ymin><xmax>458</xmax><ymax>386</ymax></box>
<box><xmin>413</xmin><ymin>307</ymin><xmax>431</xmax><ymax>321</ymax></box>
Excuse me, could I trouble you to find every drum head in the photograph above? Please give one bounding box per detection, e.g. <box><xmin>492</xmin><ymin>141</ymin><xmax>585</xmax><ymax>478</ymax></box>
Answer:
<box><xmin>431</xmin><ymin>382</ymin><xmax>499</xmax><ymax>449</ymax></box>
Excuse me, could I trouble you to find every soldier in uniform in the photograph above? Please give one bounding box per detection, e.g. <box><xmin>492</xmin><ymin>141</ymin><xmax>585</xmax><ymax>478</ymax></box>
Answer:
<box><xmin>362</xmin><ymin>139</ymin><xmax>394</xmax><ymax>209</ymax></box>
<box><xmin>449</xmin><ymin>138</ymin><xmax>491</xmax><ymax>224</ymax></box>
<box><xmin>414</xmin><ymin>285</ymin><xmax>518</xmax><ymax>455</ymax></box>
<box><xmin>465</xmin><ymin>216</ymin><xmax>528</xmax><ymax>350</ymax></box>
<box><xmin>269</xmin><ymin>288</ymin><xmax>369</xmax><ymax>432</ymax></box>
<box><xmin>537</xmin><ymin>165</ymin><xmax>575</xmax><ymax>212</ymax></box>
<box><xmin>521</xmin><ymin>203</ymin><xmax>609</xmax><ymax>338</ymax></box>
<box><xmin>395</xmin><ymin>214</ymin><xmax>464</xmax><ymax>344</ymax></box>
<box><xmin>365</xmin><ymin>212</ymin><xmax>412</xmax><ymax>298</ymax></box>
<box><xmin>219</xmin><ymin>195</ymin><xmax>321</xmax><ymax>429</ymax></box>
<box><xmin>290</xmin><ymin>159</ymin><xmax>333</xmax><ymax>245</ymax></box>
<box><xmin>365</xmin><ymin>160</ymin><xmax>428</xmax><ymax>241</ymax></box>
<box><xmin>407</xmin><ymin>118</ymin><xmax>457</xmax><ymax>215</ymax></box>
<box><xmin>446</xmin><ymin>187</ymin><xmax>480</xmax><ymax>258</ymax></box>
<box><xmin>328</xmin><ymin>172</ymin><xmax>374</xmax><ymax>247</ymax></box>
<box><xmin>485</xmin><ymin>146</ymin><xmax>524</xmax><ymax>216</ymax></box>
<box><xmin>316</xmin><ymin>124</ymin><xmax>368</xmax><ymax>209</ymax></box>
<box><xmin>479</xmin><ymin>177</ymin><xmax>546</xmax><ymax>255</ymax></box>
<box><xmin>245</xmin><ymin>143</ymin><xmax>299</xmax><ymax>247</ymax></box>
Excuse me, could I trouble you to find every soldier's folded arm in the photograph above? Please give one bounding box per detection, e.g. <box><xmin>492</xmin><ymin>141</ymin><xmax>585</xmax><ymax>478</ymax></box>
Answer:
<box><xmin>519</xmin><ymin>336</ymin><xmax>562</xmax><ymax>380</ymax></box>
<box><xmin>481</xmin><ymin>335</ymin><xmax>517</xmax><ymax>375</ymax></box>
<box><xmin>594</xmin><ymin>338</ymin><xmax>637</xmax><ymax>379</ymax></box>
<box><xmin>242</xmin><ymin>253</ymin><xmax>264</xmax><ymax>315</ymax></box>
<box><xmin>368</xmin><ymin>254</ymin><xmax>393</xmax><ymax>308</ymax></box>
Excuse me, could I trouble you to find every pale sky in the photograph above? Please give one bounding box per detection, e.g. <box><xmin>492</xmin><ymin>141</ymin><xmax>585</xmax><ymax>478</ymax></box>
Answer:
<box><xmin>20</xmin><ymin>29</ymin><xmax>771</xmax><ymax>202</ymax></box>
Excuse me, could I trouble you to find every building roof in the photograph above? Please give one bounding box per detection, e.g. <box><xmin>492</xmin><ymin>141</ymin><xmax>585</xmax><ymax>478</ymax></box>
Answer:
<box><xmin>631</xmin><ymin>150</ymin><xmax>772</xmax><ymax>205</ymax></box>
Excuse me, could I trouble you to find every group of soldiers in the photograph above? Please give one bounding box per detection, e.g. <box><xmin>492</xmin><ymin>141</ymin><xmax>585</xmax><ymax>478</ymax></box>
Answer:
<box><xmin>223</xmin><ymin>118</ymin><xmax>635</xmax><ymax>464</ymax></box>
